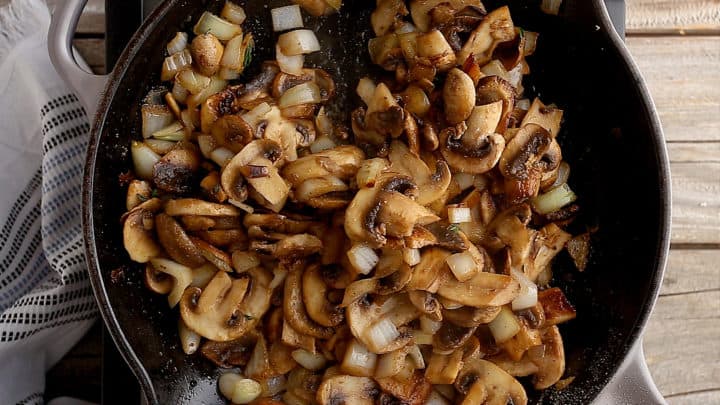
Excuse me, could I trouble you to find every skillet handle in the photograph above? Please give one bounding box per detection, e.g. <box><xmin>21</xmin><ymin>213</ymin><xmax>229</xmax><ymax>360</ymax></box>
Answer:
<box><xmin>48</xmin><ymin>0</ymin><xmax>108</xmax><ymax>119</ymax></box>
<box><xmin>595</xmin><ymin>339</ymin><xmax>667</xmax><ymax>404</ymax></box>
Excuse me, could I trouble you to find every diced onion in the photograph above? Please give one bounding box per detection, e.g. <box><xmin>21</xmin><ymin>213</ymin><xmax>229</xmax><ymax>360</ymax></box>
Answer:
<box><xmin>531</xmin><ymin>183</ymin><xmax>577</xmax><ymax>214</ymax></box>
<box><xmin>232</xmin><ymin>251</ymin><xmax>260</xmax><ymax>273</ymax></box>
<box><xmin>141</xmin><ymin>105</ymin><xmax>174</xmax><ymax>139</ymax></box>
<box><xmin>197</xmin><ymin>134</ymin><xmax>217</xmax><ymax>158</ymax></box>
<box><xmin>171</xmin><ymin>81</ymin><xmax>189</xmax><ymax>104</ymax></box>
<box><xmin>413</xmin><ymin>330</ymin><xmax>434</xmax><ymax>345</ymax></box>
<box><xmin>549</xmin><ymin>161</ymin><xmax>570</xmax><ymax>191</ymax></box>
<box><xmin>453</xmin><ymin>173</ymin><xmax>475</xmax><ymax>190</ymax></box>
<box><xmin>218</xmin><ymin>373</ymin><xmax>261</xmax><ymax>404</ymax></box>
<box><xmin>445</xmin><ymin>252</ymin><xmax>478</xmax><ymax>282</ymax></box>
<box><xmin>161</xmin><ymin>49</ymin><xmax>192</xmax><ymax>81</ymax></box>
<box><xmin>310</xmin><ymin>136</ymin><xmax>336</xmax><ymax>153</ymax></box>
<box><xmin>420</xmin><ymin>315</ymin><xmax>442</xmax><ymax>335</ymax></box>
<box><xmin>166</xmin><ymin>32</ymin><xmax>188</xmax><ymax>55</ymax></box>
<box><xmin>187</xmin><ymin>76</ymin><xmax>227</xmax><ymax>108</ymax></box>
<box><xmin>347</xmin><ymin>244</ymin><xmax>379</xmax><ymax>275</ymax></box>
<box><xmin>291</xmin><ymin>349</ymin><xmax>327</xmax><ymax>370</ymax></box>
<box><xmin>272</xmin><ymin>5</ymin><xmax>304</xmax><ymax>32</ymax></box>
<box><xmin>426</xmin><ymin>390</ymin><xmax>451</xmax><ymax>405</ymax></box>
<box><xmin>221</xmin><ymin>1</ymin><xmax>247</xmax><ymax>25</ymax></box>
<box><xmin>480</xmin><ymin>59</ymin><xmax>511</xmax><ymax>83</ymax></box>
<box><xmin>511</xmin><ymin>269</ymin><xmax>538</xmax><ymax>310</ymax></box>
<box><xmin>395</xmin><ymin>22</ymin><xmax>417</xmax><ymax>34</ymax></box>
<box><xmin>194</xmin><ymin>11</ymin><xmax>242</xmax><ymax>41</ymax></box>
<box><xmin>403</xmin><ymin>248</ymin><xmax>421</xmax><ymax>266</ymax></box>
<box><xmin>488</xmin><ymin>306</ymin><xmax>521</xmax><ymax>343</ymax></box>
<box><xmin>145</xmin><ymin>138</ymin><xmax>176</xmax><ymax>155</ymax></box>
<box><xmin>276</xmin><ymin>44</ymin><xmax>305</xmax><ymax>75</ymax></box>
<box><xmin>219</xmin><ymin>67</ymin><xmax>240</xmax><ymax>80</ymax></box>
<box><xmin>356</xmin><ymin>158</ymin><xmax>387</xmax><ymax>188</ymax></box>
<box><xmin>210</xmin><ymin>147</ymin><xmax>235</xmax><ymax>168</ymax></box>
<box><xmin>176</xmin><ymin>69</ymin><xmax>211</xmax><ymax>94</ymax></box>
<box><xmin>447</xmin><ymin>206</ymin><xmax>471</xmax><ymax>224</ymax></box>
<box><xmin>375</xmin><ymin>351</ymin><xmax>404</xmax><ymax>378</ymax></box>
<box><xmin>341</xmin><ymin>340</ymin><xmax>377</xmax><ymax>377</ymax></box>
<box><xmin>178</xmin><ymin>319</ymin><xmax>200</xmax><ymax>355</ymax></box>
<box><xmin>152</xmin><ymin>121</ymin><xmax>185</xmax><ymax>141</ymax></box>
<box><xmin>269</xmin><ymin>265</ymin><xmax>289</xmax><ymax>289</ymax></box>
<box><xmin>131</xmin><ymin>141</ymin><xmax>160</xmax><ymax>180</ymax></box>
<box><xmin>364</xmin><ymin>318</ymin><xmax>399</xmax><ymax>352</ymax></box>
<box><xmin>541</xmin><ymin>0</ymin><xmax>563</xmax><ymax>15</ymax></box>
<box><xmin>241</xmin><ymin>102</ymin><xmax>272</xmax><ymax>128</ymax></box>
<box><xmin>517</xmin><ymin>98</ymin><xmax>531</xmax><ymax>111</ymax></box>
<box><xmin>221</xmin><ymin>34</ymin><xmax>246</xmax><ymax>70</ymax></box>
<box><xmin>278</xmin><ymin>29</ymin><xmax>321</xmax><ymax>56</ymax></box>
<box><xmin>356</xmin><ymin>77</ymin><xmax>377</xmax><ymax>106</ymax></box>
<box><xmin>296</xmin><ymin>176</ymin><xmax>348</xmax><ymax>201</ymax></box>
<box><xmin>278</xmin><ymin>82</ymin><xmax>321</xmax><ymax>108</ymax></box>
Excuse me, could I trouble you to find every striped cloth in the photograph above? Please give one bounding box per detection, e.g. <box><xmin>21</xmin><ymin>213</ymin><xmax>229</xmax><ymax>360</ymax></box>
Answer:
<box><xmin>0</xmin><ymin>0</ymin><xmax>98</xmax><ymax>403</ymax></box>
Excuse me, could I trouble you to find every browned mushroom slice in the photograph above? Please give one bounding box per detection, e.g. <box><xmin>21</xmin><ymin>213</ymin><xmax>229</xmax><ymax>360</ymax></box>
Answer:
<box><xmin>436</xmin><ymin>270</ymin><xmax>519</xmax><ymax>307</ymax></box>
<box><xmin>407</xmin><ymin>290</ymin><xmax>442</xmax><ymax>322</ymax></box>
<box><xmin>246</xmin><ymin>334</ymin><xmax>275</xmax><ymax>381</ymax></box>
<box><xmin>487</xmin><ymin>351</ymin><xmax>539</xmax><ymax>377</ymax></box>
<box><xmin>126</xmin><ymin>180</ymin><xmax>152</xmax><ymax>211</ymax></box>
<box><xmin>377</xmin><ymin>190</ymin><xmax>441</xmax><ymax>238</ymax></box>
<box><xmin>194</xmin><ymin>229</ymin><xmax>246</xmax><ymax>248</ymax></box>
<box><xmin>537</xmin><ymin>287</ymin><xmax>577</xmax><ymax>326</ymax></box>
<box><xmin>237</xmin><ymin>62</ymin><xmax>280</xmax><ymax>106</ymax></box>
<box><xmin>351</xmin><ymin>107</ymin><xmax>387</xmax><ymax>148</ymax></box>
<box><xmin>434</xmin><ymin>322</ymin><xmax>478</xmax><ymax>353</ymax></box>
<box><xmin>527</xmin><ymin>223</ymin><xmax>572</xmax><ymax>280</ymax></box>
<box><xmin>282</xmin><ymin>319</ymin><xmax>316</xmax><ymax>353</ymax></box>
<box><xmin>302</xmin><ymin>264</ymin><xmax>344</xmax><ymax>327</ymax></box>
<box><xmin>388</xmin><ymin>140</ymin><xmax>452</xmax><ymax>206</ymax></box>
<box><xmin>521</xmin><ymin>98</ymin><xmax>564</xmax><ymax>138</ymax></box>
<box><xmin>200</xmin><ymin>332</ymin><xmax>258</xmax><ymax>368</ymax></box>
<box><xmin>440</xmin><ymin>122</ymin><xmax>506</xmax><ymax>175</ymax></box>
<box><xmin>292</xmin><ymin>0</ymin><xmax>335</xmax><ymax>16</ymax></box>
<box><xmin>269</xmin><ymin>340</ymin><xmax>299</xmax><ymax>374</ymax></box>
<box><xmin>368</xmin><ymin>34</ymin><xmax>404</xmax><ymax>72</ymax></box>
<box><xmin>437</xmin><ymin>5</ymin><xmax>487</xmax><ymax>51</ymax></box>
<box><xmin>341</xmin><ymin>264</ymin><xmax>412</xmax><ymax>307</ymax></box>
<box><xmin>210</xmin><ymin>114</ymin><xmax>254</xmax><ymax>153</ymax></box>
<box><xmin>284</xmin><ymin>264</ymin><xmax>334</xmax><ymax>339</ymax></box>
<box><xmin>316</xmin><ymin>375</ymin><xmax>378</xmax><ymax>405</ymax></box>
<box><xmin>282</xmin><ymin>145</ymin><xmax>365</xmax><ymax>186</ymax></box>
<box><xmin>155</xmin><ymin>213</ymin><xmax>206</xmax><ymax>267</ymax></box>
<box><xmin>375</xmin><ymin>370</ymin><xmax>432</xmax><ymax>405</ymax></box>
<box><xmin>191</xmin><ymin>237</ymin><xmax>233</xmax><ymax>272</ymax></box>
<box><xmin>566</xmin><ymin>232</ymin><xmax>591</xmax><ymax>271</ymax></box>
<box><xmin>243</xmin><ymin>213</ymin><xmax>318</xmax><ymax>234</ymax></box>
<box><xmin>425</xmin><ymin>349</ymin><xmax>465</xmax><ymax>384</ymax></box>
<box><xmin>404</xmin><ymin>225</ymin><xmax>438</xmax><ymax>249</ymax></box>
<box><xmin>165</xmin><ymin>199</ymin><xmax>241</xmax><ymax>217</ymax></box>
<box><xmin>346</xmin><ymin>294</ymin><xmax>418</xmax><ymax>354</ymax></box>
<box><xmin>222</xmin><ymin>139</ymin><xmax>289</xmax><ymax>209</ymax></box>
<box><xmin>457</xmin><ymin>6</ymin><xmax>516</xmax><ymax>66</ymax></box>
<box><xmin>123</xmin><ymin>208</ymin><xmax>161</xmax><ymax>263</ymax></box>
<box><xmin>251</xmin><ymin>233</ymin><xmax>322</xmax><ymax>260</ymax></box>
<box><xmin>443</xmin><ymin>68</ymin><xmax>476</xmax><ymax>124</ymax></box>
<box><xmin>144</xmin><ymin>263</ymin><xmax>173</xmax><ymax>294</ymax></box>
<box><xmin>476</xmin><ymin>76</ymin><xmax>517</xmax><ymax>134</ymax></box>
<box><xmin>455</xmin><ymin>355</ymin><xmax>528</xmax><ymax>405</ymax></box>
<box><xmin>528</xmin><ymin>325</ymin><xmax>565</xmax><ymax>390</ymax></box>
<box><xmin>180</xmin><ymin>215</ymin><xmax>241</xmax><ymax>231</ymax></box>
<box><xmin>443</xmin><ymin>305</ymin><xmax>501</xmax><ymax>327</ymax></box>
<box><xmin>499</xmin><ymin>124</ymin><xmax>561</xmax><ymax>204</ymax></box>
<box><xmin>153</xmin><ymin>141</ymin><xmax>201</xmax><ymax>194</ymax></box>
<box><xmin>295</xmin><ymin>176</ymin><xmax>351</xmax><ymax>209</ymax></box>
<box><xmin>407</xmin><ymin>247</ymin><xmax>452</xmax><ymax>292</ymax></box>
<box><xmin>200</xmin><ymin>84</ymin><xmax>245</xmax><ymax>134</ymax></box>
<box><xmin>180</xmin><ymin>267</ymin><xmax>271</xmax><ymax>341</ymax></box>
<box><xmin>371</xmin><ymin>0</ymin><xmax>408</xmax><ymax>36</ymax></box>
<box><xmin>492</xmin><ymin>29</ymin><xmax>526</xmax><ymax>71</ymax></box>
<box><xmin>416</xmin><ymin>29</ymin><xmax>456</xmax><ymax>71</ymax></box>
<box><xmin>410</xmin><ymin>0</ymin><xmax>485</xmax><ymax>32</ymax></box>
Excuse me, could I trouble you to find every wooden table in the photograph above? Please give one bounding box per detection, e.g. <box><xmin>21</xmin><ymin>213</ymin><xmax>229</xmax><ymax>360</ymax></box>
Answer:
<box><xmin>35</xmin><ymin>0</ymin><xmax>720</xmax><ymax>403</ymax></box>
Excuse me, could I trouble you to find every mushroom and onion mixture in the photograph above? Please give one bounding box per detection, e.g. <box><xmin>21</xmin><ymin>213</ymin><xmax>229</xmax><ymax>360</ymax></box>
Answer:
<box><xmin>123</xmin><ymin>1</ymin><xmax>590</xmax><ymax>404</ymax></box>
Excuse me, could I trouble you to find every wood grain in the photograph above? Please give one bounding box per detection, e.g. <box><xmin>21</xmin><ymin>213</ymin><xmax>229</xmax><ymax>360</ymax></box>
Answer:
<box><xmin>72</xmin><ymin>38</ymin><xmax>105</xmax><ymax>74</ymax></box>
<box><xmin>661</xmin><ymin>250</ymin><xmax>720</xmax><ymax>296</ymax></box>
<box><xmin>627</xmin><ymin>0</ymin><xmax>720</xmax><ymax>34</ymax></box>
<box><xmin>670</xmin><ymin>160</ymin><xmax>720</xmax><ymax>245</ymax></box>
<box><xmin>46</xmin><ymin>0</ymin><xmax>105</xmax><ymax>34</ymax></box>
<box><xmin>626</xmin><ymin>37</ymin><xmax>720</xmax><ymax>142</ymax></box>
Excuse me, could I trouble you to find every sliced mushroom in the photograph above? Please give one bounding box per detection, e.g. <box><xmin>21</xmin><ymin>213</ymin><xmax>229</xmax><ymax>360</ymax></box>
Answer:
<box><xmin>341</xmin><ymin>264</ymin><xmax>412</xmax><ymax>307</ymax></box>
<box><xmin>211</xmin><ymin>115</ymin><xmax>254</xmax><ymax>153</ymax></box>
<box><xmin>443</xmin><ymin>68</ymin><xmax>476</xmax><ymax>124</ymax></box>
<box><xmin>180</xmin><ymin>267</ymin><xmax>271</xmax><ymax>341</ymax></box>
<box><xmin>222</xmin><ymin>139</ymin><xmax>289</xmax><ymax>209</ymax></box>
<box><xmin>153</xmin><ymin>141</ymin><xmax>201</xmax><ymax>194</ymax></box>
<box><xmin>442</xmin><ymin>305</ymin><xmax>501</xmax><ymax>327</ymax></box>
<box><xmin>410</xmin><ymin>0</ymin><xmax>485</xmax><ymax>32</ymax></box>
<box><xmin>438</xmin><ymin>5</ymin><xmax>487</xmax><ymax>51</ymax></box>
<box><xmin>316</xmin><ymin>375</ymin><xmax>378</xmax><ymax>405</ymax></box>
<box><xmin>457</xmin><ymin>6</ymin><xmax>516</xmax><ymax>66</ymax></box>
<box><xmin>292</xmin><ymin>0</ymin><xmax>335</xmax><ymax>17</ymax></box>
<box><xmin>377</xmin><ymin>190</ymin><xmax>441</xmax><ymax>238</ymax></box>
<box><xmin>436</xmin><ymin>270</ymin><xmax>519</xmax><ymax>307</ymax></box>
<box><xmin>407</xmin><ymin>290</ymin><xmax>442</xmax><ymax>322</ymax></box>
<box><xmin>200</xmin><ymin>85</ymin><xmax>245</xmax><ymax>134</ymax></box>
<box><xmin>416</xmin><ymin>29</ymin><xmax>457</xmax><ymax>72</ymax></box>
<box><xmin>150</xmin><ymin>257</ymin><xmax>193</xmax><ymax>308</ymax></box>
<box><xmin>346</xmin><ymin>294</ymin><xmax>418</xmax><ymax>354</ymax></box>
<box><xmin>123</xmin><ymin>208</ymin><xmax>161</xmax><ymax>263</ymax></box>
<box><xmin>529</xmin><ymin>326</ymin><xmax>565</xmax><ymax>390</ymax></box>
<box><xmin>537</xmin><ymin>287</ymin><xmax>577</xmax><ymax>327</ymax></box>
<box><xmin>200</xmin><ymin>333</ymin><xmax>258</xmax><ymax>368</ymax></box>
<box><xmin>126</xmin><ymin>180</ymin><xmax>152</xmax><ymax>211</ymax></box>
<box><xmin>284</xmin><ymin>264</ymin><xmax>335</xmax><ymax>339</ymax></box>
<box><xmin>499</xmin><ymin>124</ymin><xmax>561</xmax><ymax>204</ymax></box>
<box><xmin>425</xmin><ymin>349</ymin><xmax>465</xmax><ymax>384</ymax></box>
<box><xmin>144</xmin><ymin>263</ymin><xmax>173</xmax><ymax>294</ymax></box>
<box><xmin>243</xmin><ymin>213</ymin><xmax>318</xmax><ymax>234</ymax></box>
<box><xmin>251</xmin><ymin>233</ymin><xmax>322</xmax><ymax>260</ymax></box>
<box><xmin>371</xmin><ymin>0</ymin><xmax>408</xmax><ymax>36</ymax></box>
<box><xmin>156</xmin><ymin>213</ymin><xmax>206</xmax><ymax>267</ymax></box>
<box><xmin>388</xmin><ymin>140</ymin><xmax>452</xmax><ymax>206</ymax></box>
<box><xmin>375</xmin><ymin>370</ymin><xmax>432</xmax><ymax>405</ymax></box>
<box><xmin>440</xmin><ymin>122</ymin><xmax>506</xmax><ymax>174</ymax></box>
<box><xmin>407</xmin><ymin>247</ymin><xmax>452</xmax><ymax>292</ymax></box>
<box><xmin>303</xmin><ymin>263</ymin><xmax>344</xmax><ymax>327</ymax></box>
<box><xmin>192</xmin><ymin>237</ymin><xmax>233</xmax><ymax>272</ymax></box>
<box><xmin>282</xmin><ymin>145</ymin><xmax>365</xmax><ymax>186</ymax></box>
<box><xmin>454</xmin><ymin>356</ymin><xmax>528</xmax><ymax>405</ymax></box>
<box><xmin>237</xmin><ymin>62</ymin><xmax>280</xmax><ymax>106</ymax></box>
<box><xmin>528</xmin><ymin>223</ymin><xmax>572</xmax><ymax>281</ymax></box>
<box><xmin>476</xmin><ymin>76</ymin><xmax>516</xmax><ymax>134</ymax></box>
<box><xmin>165</xmin><ymin>199</ymin><xmax>241</xmax><ymax>217</ymax></box>
<box><xmin>521</xmin><ymin>98</ymin><xmax>564</xmax><ymax>138</ymax></box>
<box><xmin>191</xmin><ymin>33</ymin><xmax>224</xmax><ymax>77</ymax></box>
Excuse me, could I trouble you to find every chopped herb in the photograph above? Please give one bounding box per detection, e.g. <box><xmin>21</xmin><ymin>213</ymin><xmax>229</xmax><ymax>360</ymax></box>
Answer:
<box><xmin>151</xmin><ymin>189</ymin><xmax>159</xmax><ymax>198</ymax></box>
<box><xmin>242</xmin><ymin>34</ymin><xmax>255</xmax><ymax>71</ymax></box>
<box><xmin>519</xmin><ymin>27</ymin><xmax>525</xmax><ymax>38</ymax></box>
<box><xmin>448</xmin><ymin>224</ymin><xmax>460</xmax><ymax>233</ymax></box>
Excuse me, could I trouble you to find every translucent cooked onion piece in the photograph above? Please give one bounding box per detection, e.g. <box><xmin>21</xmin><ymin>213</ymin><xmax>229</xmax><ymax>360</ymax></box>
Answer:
<box><xmin>278</xmin><ymin>29</ymin><xmax>321</xmax><ymax>56</ymax></box>
<box><xmin>342</xmin><ymin>339</ymin><xmax>378</xmax><ymax>377</ymax></box>
<box><xmin>531</xmin><ymin>183</ymin><xmax>577</xmax><ymax>214</ymax></box>
<box><xmin>488</xmin><ymin>306</ymin><xmax>521</xmax><ymax>343</ymax></box>
<box><xmin>447</xmin><ymin>206</ymin><xmax>472</xmax><ymax>224</ymax></box>
<box><xmin>511</xmin><ymin>269</ymin><xmax>538</xmax><ymax>311</ymax></box>
<box><xmin>445</xmin><ymin>252</ymin><xmax>478</xmax><ymax>282</ymax></box>
<box><xmin>278</xmin><ymin>82</ymin><xmax>321</xmax><ymax>108</ymax></box>
<box><xmin>141</xmin><ymin>105</ymin><xmax>174</xmax><ymax>139</ymax></box>
<box><xmin>193</xmin><ymin>11</ymin><xmax>242</xmax><ymax>41</ymax></box>
<box><xmin>541</xmin><ymin>0</ymin><xmax>563</xmax><ymax>15</ymax></box>
<box><xmin>309</xmin><ymin>136</ymin><xmax>337</xmax><ymax>153</ymax></box>
<box><xmin>221</xmin><ymin>1</ymin><xmax>247</xmax><ymax>25</ymax></box>
<box><xmin>167</xmin><ymin>32</ymin><xmax>188</xmax><ymax>55</ymax></box>
<box><xmin>218</xmin><ymin>373</ymin><xmax>261</xmax><ymax>404</ymax></box>
<box><xmin>161</xmin><ymin>49</ymin><xmax>192</xmax><ymax>81</ymax></box>
<box><xmin>276</xmin><ymin>44</ymin><xmax>304</xmax><ymax>76</ymax></box>
<box><xmin>131</xmin><ymin>141</ymin><xmax>160</xmax><ymax>180</ymax></box>
<box><xmin>272</xmin><ymin>5</ymin><xmax>304</xmax><ymax>32</ymax></box>
<box><xmin>291</xmin><ymin>349</ymin><xmax>327</xmax><ymax>370</ymax></box>
<box><xmin>176</xmin><ymin>69</ymin><xmax>211</xmax><ymax>95</ymax></box>
<box><xmin>364</xmin><ymin>318</ymin><xmax>400</xmax><ymax>352</ymax></box>
<box><xmin>347</xmin><ymin>244</ymin><xmax>379</xmax><ymax>275</ymax></box>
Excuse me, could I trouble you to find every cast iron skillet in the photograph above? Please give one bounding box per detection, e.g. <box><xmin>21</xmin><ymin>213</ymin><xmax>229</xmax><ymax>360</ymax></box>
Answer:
<box><xmin>50</xmin><ymin>0</ymin><xmax>670</xmax><ymax>403</ymax></box>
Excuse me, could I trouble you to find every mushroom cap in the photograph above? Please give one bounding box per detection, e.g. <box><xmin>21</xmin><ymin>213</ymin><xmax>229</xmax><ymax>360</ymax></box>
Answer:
<box><xmin>440</xmin><ymin>123</ymin><xmax>506</xmax><ymax>174</ymax></box>
<box><xmin>436</xmin><ymin>270</ymin><xmax>520</xmax><ymax>307</ymax></box>
<box><xmin>123</xmin><ymin>208</ymin><xmax>162</xmax><ymax>263</ymax></box>
<box><xmin>457</xmin><ymin>5</ymin><xmax>515</xmax><ymax>66</ymax></box>
<box><xmin>153</xmin><ymin>142</ymin><xmax>201</xmax><ymax>194</ymax></box>
<box><xmin>190</xmin><ymin>33</ymin><xmax>224</xmax><ymax>77</ymax></box>
<box><xmin>444</xmin><ymin>68</ymin><xmax>476</xmax><ymax>125</ymax></box>
<box><xmin>455</xmin><ymin>356</ymin><xmax>528</xmax><ymax>405</ymax></box>
<box><xmin>346</xmin><ymin>294</ymin><xmax>419</xmax><ymax>354</ymax></box>
<box><xmin>316</xmin><ymin>375</ymin><xmax>379</xmax><ymax>405</ymax></box>
<box><xmin>155</xmin><ymin>213</ymin><xmax>206</xmax><ymax>267</ymax></box>
<box><xmin>388</xmin><ymin>140</ymin><xmax>452</xmax><ymax>206</ymax></box>
<box><xmin>410</xmin><ymin>0</ymin><xmax>485</xmax><ymax>32</ymax></box>
<box><xmin>302</xmin><ymin>263</ymin><xmax>344</xmax><ymax>327</ymax></box>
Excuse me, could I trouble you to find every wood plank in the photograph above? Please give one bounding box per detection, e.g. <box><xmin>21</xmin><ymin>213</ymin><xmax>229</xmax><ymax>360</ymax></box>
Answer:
<box><xmin>626</xmin><ymin>37</ymin><xmax>720</xmax><ymax>142</ymax></box>
<box><xmin>627</xmin><ymin>0</ymin><xmax>720</xmax><ymax>35</ymax></box>
<box><xmin>670</xmin><ymin>161</ymin><xmax>720</xmax><ymax>245</ymax></box>
<box><xmin>668</xmin><ymin>142</ymin><xmax>720</xmax><ymax>163</ymax></box>
<box><xmin>668</xmin><ymin>390</ymin><xmax>720</xmax><ymax>405</ymax></box>
<box><xmin>46</xmin><ymin>0</ymin><xmax>105</xmax><ymax>34</ymax></box>
<box><xmin>72</xmin><ymin>38</ymin><xmax>106</xmax><ymax>74</ymax></box>
<box><xmin>644</xmin><ymin>291</ymin><xmax>720</xmax><ymax>397</ymax></box>
<box><xmin>662</xmin><ymin>250</ymin><xmax>720</xmax><ymax>296</ymax></box>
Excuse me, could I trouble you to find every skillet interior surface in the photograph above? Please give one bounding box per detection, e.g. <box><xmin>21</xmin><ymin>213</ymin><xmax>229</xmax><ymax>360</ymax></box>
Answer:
<box><xmin>83</xmin><ymin>0</ymin><xmax>669</xmax><ymax>403</ymax></box>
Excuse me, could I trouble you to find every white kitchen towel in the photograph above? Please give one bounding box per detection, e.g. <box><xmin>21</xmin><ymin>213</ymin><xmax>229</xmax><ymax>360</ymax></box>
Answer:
<box><xmin>0</xmin><ymin>0</ymin><xmax>98</xmax><ymax>403</ymax></box>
